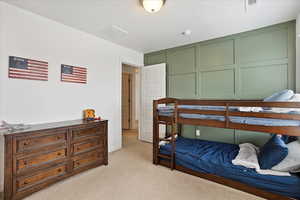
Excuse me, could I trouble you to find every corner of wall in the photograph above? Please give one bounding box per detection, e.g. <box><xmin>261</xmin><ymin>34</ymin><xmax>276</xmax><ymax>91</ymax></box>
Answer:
<box><xmin>0</xmin><ymin>2</ymin><xmax>5</xmax><ymax>192</ymax></box>
<box><xmin>296</xmin><ymin>14</ymin><xmax>300</xmax><ymax>93</ymax></box>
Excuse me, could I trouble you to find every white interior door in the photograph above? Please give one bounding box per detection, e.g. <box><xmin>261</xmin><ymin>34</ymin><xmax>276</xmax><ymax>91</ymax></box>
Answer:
<box><xmin>140</xmin><ymin>63</ymin><xmax>166</xmax><ymax>142</ymax></box>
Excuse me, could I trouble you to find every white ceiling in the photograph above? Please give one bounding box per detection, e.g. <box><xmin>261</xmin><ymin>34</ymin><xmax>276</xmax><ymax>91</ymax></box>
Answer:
<box><xmin>2</xmin><ymin>0</ymin><xmax>300</xmax><ymax>53</ymax></box>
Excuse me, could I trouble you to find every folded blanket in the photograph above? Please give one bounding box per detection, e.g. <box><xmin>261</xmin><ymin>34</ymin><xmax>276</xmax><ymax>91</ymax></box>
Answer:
<box><xmin>232</xmin><ymin>143</ymin><xmax>290</xmax><ymax>176</ymax></box>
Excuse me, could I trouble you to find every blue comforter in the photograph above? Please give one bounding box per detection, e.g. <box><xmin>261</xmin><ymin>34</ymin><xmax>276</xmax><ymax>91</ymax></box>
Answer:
<box><xmin>160</xmin><ymin>137</ymin><xmax>300</xmax><ymax>199</ymax></box>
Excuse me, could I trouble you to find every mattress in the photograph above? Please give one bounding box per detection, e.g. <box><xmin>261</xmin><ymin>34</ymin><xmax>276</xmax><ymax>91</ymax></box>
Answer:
<box><xmin>160</xmin><ymin>137</ymin><xmax>300</xmax><ymax>199</ymax></box>
<box><xmin>158</xmin><ymin>105</ymin><xmax>300</xmax><ymax>127</ymax></box>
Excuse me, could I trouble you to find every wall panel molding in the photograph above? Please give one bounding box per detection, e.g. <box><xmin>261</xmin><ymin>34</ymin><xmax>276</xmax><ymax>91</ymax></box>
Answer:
<box><xmin>145</xmin><ymin>21</ymin><xmax>296</xmax><ymax>144</ymax></box>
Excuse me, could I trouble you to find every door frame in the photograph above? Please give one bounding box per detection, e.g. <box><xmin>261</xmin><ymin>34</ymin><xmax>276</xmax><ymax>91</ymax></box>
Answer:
<box><xmin>120</xmin><ymin>59</ymin><xmax>142</xmax><ymax>147</ymax></box>
<box><xmin>122</xmin><ymin>72</ymin><xmax>132</xmax><ymax>130</ymax></box>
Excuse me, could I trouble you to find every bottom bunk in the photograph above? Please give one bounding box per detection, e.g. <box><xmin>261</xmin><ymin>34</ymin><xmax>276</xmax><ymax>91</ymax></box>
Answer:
<box><xmin>159</xmin><ymin>137</ymin><xmax>300</xmax><ymax>200</ymax></box>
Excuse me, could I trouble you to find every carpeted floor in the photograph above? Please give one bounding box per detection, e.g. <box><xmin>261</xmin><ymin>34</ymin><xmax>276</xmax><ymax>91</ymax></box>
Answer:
<box><xmin>21</xmin><ymin>132</ymin><xmax>263</xmax><ymax>200</ymax></box>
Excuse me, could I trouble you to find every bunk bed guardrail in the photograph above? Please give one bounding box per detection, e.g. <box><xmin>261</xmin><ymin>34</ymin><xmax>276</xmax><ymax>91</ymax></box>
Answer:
<box><xmin>175</xmin><ymin>99</ymin><xmax>300</xmax><ymax>136</ymax></box>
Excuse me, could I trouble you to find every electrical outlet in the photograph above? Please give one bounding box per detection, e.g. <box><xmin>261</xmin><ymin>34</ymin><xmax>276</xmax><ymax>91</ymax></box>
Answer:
<box><xmin>196</xmin><ymin>129</ymin><xmax>201</xmax><ymax>137</ymax></box>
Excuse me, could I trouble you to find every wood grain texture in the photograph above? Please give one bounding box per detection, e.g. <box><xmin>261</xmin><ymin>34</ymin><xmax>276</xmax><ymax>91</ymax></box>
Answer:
<box><xmin>17</xmin><ymin>149</ymin><xmax>67</xmax><ymax>171</ymax></box>
<box><xmin>73</xmin><ymin>138</ymin><xmax>103</xmax><ymax>155</ymax></box>
<box><xmin>4</xmin><ymin>120</ymin><xmax>108</xmax><ymax>200</ymax></box>
<box><xmin>72</xmin><ymin>125</ymin><xmax>103</xmax><ymax>140</ymax></box>
<box><xmin>122</xmin><ymin>73</ymin><xmax>132</xmax><ymax>129</ymax></box>
<box><xmin>72</xmin><ymin>150</ymin><xmax>103</xmax><ymax>170</ymax></box>
<box><xmin>16</xmin><ymin>164</ymin><xmax>67</xmax><ymax>191</ymax></box>
<box><xmin>4</xmin><ymin>135</ymin><xmax>13</xmax><ymax>200</ymax></box>
<box><xmin>16</xmin><ymin>131</ymin><xmax>67</xmax><ymax>153</ymax></box>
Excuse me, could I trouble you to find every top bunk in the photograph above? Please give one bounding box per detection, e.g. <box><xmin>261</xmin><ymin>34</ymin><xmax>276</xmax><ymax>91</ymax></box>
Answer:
<box><xmin>153</xmin><ymin>91</ymin><xmax>300</xmax><ymax>136</ymax></box>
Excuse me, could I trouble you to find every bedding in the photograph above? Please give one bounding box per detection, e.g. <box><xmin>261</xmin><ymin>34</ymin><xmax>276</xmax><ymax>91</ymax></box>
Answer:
<box><xmin>258</xmin><ymin>135</ymin><xmax>288</xmax><ymax>169</ymax></box>
<box><xmin>160</xmin><ymin>137</ymin><xmax>300</xmax><ymax>199</ymax></box>
<box><xmin>158</xmin><ymin>91</ymin><xmax>300</xmax><ymax>122</ymax></box>
<box><xmin>272</xmin><ymin>140</ymin><xmax>300</xmax><ymax>172</ymax></box>
<box><xmin>158</xmin><ymin>105</ymin><xmax>234</xmax><ymax>112</ymax></box>
<box><xmin>232</xmin><ymin>143</ymin><xmax>290</xmax><ymax>176</ymax></box>
<box><xmin>232</xmin><ymin>143</ymin><xmax>259</xmax><ymax>170</ymax></box>
<box><xmin>270</xmin><ymin>94</ymin><xmax>300</xmax><ymax>113</ymax></box>
<box><xmin>281</xmin><ymin>135</ymin><xmax>298</xmax><ymax>144</ymax></box>
<box><xmin>263</xmin><ymin>89</ymin><xmax>294</xmax><ymax>102</ymax></box>
<box><xmin>157</xmin><ymin>105</ymin><xmax>300</xmax><ymax>127</ymax></box>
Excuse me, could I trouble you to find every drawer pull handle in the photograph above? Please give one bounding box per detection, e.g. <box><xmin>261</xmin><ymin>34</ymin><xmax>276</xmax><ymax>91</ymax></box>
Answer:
<box><xmin>23</xmin><ymin>181</ymin><xmax>28</xmax><ymax>185</ymax></box>
<box><xmin>57</xmin><ymin>152</ymin><xmax>62</xmax><ymax>156</ymax></box>
<box><xmin>23</xmin><ymin>142</ymin><xmax>29</xmax><ymax>146</ymax></box>
<box><xmin>57</xmin><ymin>169</ymin><xmax>62</xmax><ymax>172</ymax></box>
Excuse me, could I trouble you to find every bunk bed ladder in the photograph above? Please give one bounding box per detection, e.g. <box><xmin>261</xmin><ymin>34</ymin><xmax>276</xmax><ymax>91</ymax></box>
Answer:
<box><xmin>170</xmin><ymin>102</ymin><xmax>178</xmax><ymax>170</ymax></box>
<box><xmin>170</xmin><ymin>124</ymin><xmax>176</xmax><ymax>170</ymax></box>
<box><xmin>153</xmin><ymin>100</ymin><xmax>159</xmax><ymax>165</ymax></box>
<box><xmin>153</xmin><ymin>98</ymin><xmax>178</xmax><ymax>170</ymax></box>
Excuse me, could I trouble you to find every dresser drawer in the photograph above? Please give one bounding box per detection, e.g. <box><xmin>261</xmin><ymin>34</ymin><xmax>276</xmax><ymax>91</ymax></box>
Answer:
<box><xmin>72</xmin><ymin>150</ymin><xmax>103</xmax><ymax>170</ymax></box>
<box><xmin>16</xmin><ymin>149</ymin><xmax>67</xmax><ymax>172</ymax></box>
<box><xmin>16</xmin><ymin>130</ymin><xmax>67</xmax><ymax>153</ymax></box>
<box><xmin>72</xmin><ymin>125</ymin><xmax>104</xmax><ymax>140</ymax></box>
<box><xmin>16</xmin><ymin>164</ymin><xmax>67</xmax><ymax>192</ymax></box>
<box><xmin>5</xmin><ymin>120</ymin><xmax>108</xmax><ymax>200</ymax></box>
<box><xmin>73</xmin><ymin>137</ymin><xmax>103</xmax><ymax>155</ymax></box>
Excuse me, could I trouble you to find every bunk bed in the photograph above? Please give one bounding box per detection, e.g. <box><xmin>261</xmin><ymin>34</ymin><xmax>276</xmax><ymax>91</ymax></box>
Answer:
<box><xmin>153</xmin><ymin>97</ymin><xmax>300</xmax><ymax>200</ymax></box>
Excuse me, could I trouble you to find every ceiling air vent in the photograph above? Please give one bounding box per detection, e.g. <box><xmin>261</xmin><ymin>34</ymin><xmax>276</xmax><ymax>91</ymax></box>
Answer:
<box><xmin>111</xmin><ymin>25</ymin><xmax>129</xmax><ymax>39</ymax></box>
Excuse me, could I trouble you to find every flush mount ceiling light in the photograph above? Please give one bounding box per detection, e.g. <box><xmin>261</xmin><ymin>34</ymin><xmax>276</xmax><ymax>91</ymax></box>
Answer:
<box><xmin>142</xmin><ymin>0</ymin><xmax>166</xmax><ymax>13</ymax></box>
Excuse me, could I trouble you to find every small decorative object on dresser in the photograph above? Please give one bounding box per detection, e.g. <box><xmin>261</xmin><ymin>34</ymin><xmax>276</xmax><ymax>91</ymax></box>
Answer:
<box><xmin>4</xmin><ymin>119</ymin><xmax>108</xmax><ymax>200</ymax></box>
<box><xmin>83</xmin><ymin>109</ymin><xmax>96</xmax><ymax>121</ymax></box>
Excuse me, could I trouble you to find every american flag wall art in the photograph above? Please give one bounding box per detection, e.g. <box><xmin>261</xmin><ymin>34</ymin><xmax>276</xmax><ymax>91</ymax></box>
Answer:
<box><xmin>9</xmin><ymin>56</ymin><xmax>48</xmax><ymax>81</ymax></box>
<box><xmin>61</xmin><ymin>64</ymin><xmax>87</xmax><ymax>84</ymax></box>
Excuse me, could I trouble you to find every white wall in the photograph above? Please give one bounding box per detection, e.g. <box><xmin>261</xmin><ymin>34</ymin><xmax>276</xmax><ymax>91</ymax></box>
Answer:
<box><xmin>297</xmin><ymin>13</ymin><xmax>300</xmax><ymax>93</ymax></box>
<box><xmin>0</xmin><ymin>2</ymin><xmax>143</xmax><ymax>191</ymax></box>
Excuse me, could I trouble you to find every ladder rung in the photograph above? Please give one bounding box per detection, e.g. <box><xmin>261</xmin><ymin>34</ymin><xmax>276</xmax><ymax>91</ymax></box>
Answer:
<box><xmin>158</xmin><ymin>153</ymin><xmax>171</xmax><ymax>160</ymax></box>
<box><xmin>159</xmin><ymin>138</ymin><xmax>171</xmax><ymax>142</ymax></box>
<box><xmin>166</xmin><ymin>134</ymin><xmax>178</xmax><ymax>139</ymax></box>
<box><xmin>158</xmin><ymin>121</ymin><xmax>174</xmax><ymax>125</ymax></box>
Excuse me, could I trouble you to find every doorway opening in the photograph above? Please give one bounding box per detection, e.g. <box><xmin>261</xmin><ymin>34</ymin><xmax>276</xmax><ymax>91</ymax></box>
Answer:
<box><xmin>122</xmin><ymin>64</ymin><xmax>140</xmax><ymax>146</ymax></box>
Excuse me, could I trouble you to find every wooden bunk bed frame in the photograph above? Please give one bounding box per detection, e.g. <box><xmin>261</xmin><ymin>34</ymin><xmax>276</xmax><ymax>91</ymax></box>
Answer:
<box><xmin>153</xmin><ymin>98</ymin><xmax>300</xmax><ymax>200</ymax></box>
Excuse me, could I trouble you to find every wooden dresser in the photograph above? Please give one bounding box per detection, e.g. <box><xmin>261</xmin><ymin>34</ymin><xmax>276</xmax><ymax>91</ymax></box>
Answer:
<box><xmin>3</xmin><ymin>119</ymin><xmax>108</xmax><ymax>200</ymax></box>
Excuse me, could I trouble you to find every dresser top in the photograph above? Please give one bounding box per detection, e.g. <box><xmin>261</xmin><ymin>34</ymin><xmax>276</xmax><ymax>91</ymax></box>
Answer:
<box><xmin>0</xmin><ymin>119</ymin><xmax>107</xmax><ymax>136</ymax></box>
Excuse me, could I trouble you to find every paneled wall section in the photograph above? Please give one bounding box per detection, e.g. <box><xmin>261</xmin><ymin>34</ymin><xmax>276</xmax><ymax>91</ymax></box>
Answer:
<box><xmin>145</xmin><ymin>21</ymin><xmax>296</xmax><ymax>145</ymax></box>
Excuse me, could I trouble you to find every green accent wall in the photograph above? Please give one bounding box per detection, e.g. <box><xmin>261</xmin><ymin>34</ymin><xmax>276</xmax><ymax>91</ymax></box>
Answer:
<box><xmin>145</xmin><ymin>21</ymin><xmax>296</xmax><ymax>146</ymax></box>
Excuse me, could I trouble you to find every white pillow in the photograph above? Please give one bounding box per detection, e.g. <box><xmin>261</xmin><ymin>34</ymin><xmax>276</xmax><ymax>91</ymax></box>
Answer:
<box><xmin>232</xmin><ymin>143</ymin><xmax>259</xmax><ymax>169</ymax></box>
<box><xmin>271</xmin><ymin>94</ymin><xmax>300</xmax><ymax>113</ymax></box>
<box><xmin>233</xmin><ymin>143</ymin><xmax>290</xmax><ymax>176</ymax></box>
<box><xmin>272</xmin><ymin>140</ymin><xmax>300</xmax><ymax>172</ymax></box>
<box><xmin>238</xmin><ymin>107</ymin><xmax>263</xmax><ymax>112</ymax></box>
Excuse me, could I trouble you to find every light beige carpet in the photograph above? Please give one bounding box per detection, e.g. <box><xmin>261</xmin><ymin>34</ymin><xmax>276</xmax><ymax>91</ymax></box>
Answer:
<box><xmin>22</xmin><ymin>133</ymin><xmax>263</xmax><ymax>200</ymax></box>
